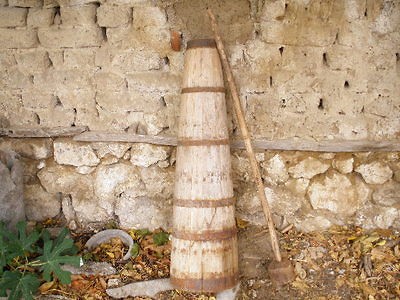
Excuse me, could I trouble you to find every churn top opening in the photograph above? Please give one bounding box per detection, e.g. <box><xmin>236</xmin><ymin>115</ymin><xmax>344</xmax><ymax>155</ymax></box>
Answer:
<box><xmin>187</xmin><ymin>39</ymin><xmax>216</xmax><ymax>49</ymax></box>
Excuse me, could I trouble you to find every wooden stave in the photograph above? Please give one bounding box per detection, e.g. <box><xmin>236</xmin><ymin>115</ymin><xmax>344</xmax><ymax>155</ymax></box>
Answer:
<box><xmin>170</xmin><ymin>237</ymin><xmax>239</xmax><ymax>292</ymax></box>
<box><xmin>172</xmin><ymin>39</ymin><xmax>238</xmax><ymax>292</ymax></box>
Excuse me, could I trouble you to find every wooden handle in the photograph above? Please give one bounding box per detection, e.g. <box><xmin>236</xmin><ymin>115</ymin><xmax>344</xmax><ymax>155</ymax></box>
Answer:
<box><xmin>207</xmin><ymin>9</ymin><xmax>282</xmax><ymax>262</ymax></box>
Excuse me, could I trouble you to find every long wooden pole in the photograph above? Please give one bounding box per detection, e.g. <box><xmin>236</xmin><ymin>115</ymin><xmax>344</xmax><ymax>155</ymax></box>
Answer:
<box><xmin>207</xmin><ymin>9</ymin><xmax>282</xmax><ymax>262</ymax></box>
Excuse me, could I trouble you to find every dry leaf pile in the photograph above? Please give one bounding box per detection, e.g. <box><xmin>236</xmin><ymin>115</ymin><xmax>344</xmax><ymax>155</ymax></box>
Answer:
<box><xmin>36</xmin><ymin>224</ymin><xmax>400</xmax><ymax>299</ymax></box>
<box><xmin>276</xmin><ymin>226</ymin><xmax>400</xmax><ymax>299</ymax></box>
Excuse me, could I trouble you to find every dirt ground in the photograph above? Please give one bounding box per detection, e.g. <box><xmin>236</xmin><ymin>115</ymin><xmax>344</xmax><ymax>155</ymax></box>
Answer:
<box><xmin>37</xmin><ymin>221</ymin><xmax>399</xmax><ymax>300</ymax></box>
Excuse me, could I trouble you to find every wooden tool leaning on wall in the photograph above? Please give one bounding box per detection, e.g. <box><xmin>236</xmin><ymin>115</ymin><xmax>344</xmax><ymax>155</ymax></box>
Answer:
<box><xmin>207</xmin><ymin>9</ymin><xmax>296</xmax><ymax>286</ymax></box>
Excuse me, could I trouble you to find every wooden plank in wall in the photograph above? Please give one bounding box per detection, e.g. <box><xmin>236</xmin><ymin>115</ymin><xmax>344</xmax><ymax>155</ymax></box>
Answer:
<box><xmin>74</xmin><ymin>131</ymin><xmax>177</xmax><ymax>146</ymax></box>
<box><xmin>0</xmin><ymin>126</ymin><xmax>88</xmax><ymax>138</ymax></box>
<box><xmin>73</xmin><ymin>131</ymin><xmax>400</xmax><ymax>152</ymax></box>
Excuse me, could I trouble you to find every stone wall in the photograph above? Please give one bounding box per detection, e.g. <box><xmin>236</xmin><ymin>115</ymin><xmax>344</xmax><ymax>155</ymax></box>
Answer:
<box><xmin>0</xmin><ymin>137</ymin><xmax>398</xmax><ymax>231</ymax></box>
<box><xmin>0</xmin><ymin>0</ymin><xmax>399</xmax><ymax>231</ymax></box>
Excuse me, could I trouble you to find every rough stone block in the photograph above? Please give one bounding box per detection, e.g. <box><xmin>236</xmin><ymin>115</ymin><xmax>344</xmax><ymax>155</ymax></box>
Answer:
<box><xmin>0</xmin><ymin>138</ymin><xmax>53</xmax><ymax>159</ymax></box>
<box><xmin>0</xmin><ymin>7</ymin><xmax>27</xmax><ymax>27</ymax></box>
<box><xmin>91</xmin><ymin>142</ymin><xmax>131</xmax><ymax>159</ymax></box>
<box><xmin>130</xmin><ymin>144</ymin><xmax>170</xmax><ymax>167</ymax></box>
<box><xmin>0</xmin><ymin>151</ymin><xmax>25</xmax><ymax>231</ymax></box>
<box><xmin>132</xmin><ymin>6</ymin><xmax>166</xmax><ymax>27</ymax></box>
<box><xmin>0</xmin><ymin>28</ymin><xmax>38</xmax><ymax>49</ymax></box>
<box><xmin>38</xmin><ymin>25</ymin><xmax>103</xmax><ymax>48</ymax></box>
<box><xmin>8</xmin><ymin>0</ymin><xmax>42</xmax><ymax>7</ymax></box>
<box><xmin>0</xmin><ymin>0</ymin><xmax>7</xmax><ymax>6</ymax></box>
<box><xmin>288</xmin><ymin>157</ymin><xmax>330</xmax><ymax>179</ymax></box>
<box><xmin>27</xmin><ymin>8</ymin><xmax>56</xmax><ymax>27</ymax></box>
<box><xmin>308</xmin><ymin>171</ymin><xmax>370</xmax><ymax>216</ymax></box>
<box><xmin>355</xmin><ymin>162</ymin><xmax>393</xmax><ymax>184</ymax></box>
<box><xmin>15</xmin><ymin>50</ymin><xmax>51</xmax><ymax>74</ymax></box>
<box><xmin>63</xmin><ymin>48</ymin><xmax>95</xmax><ymax>69</ymax></box>
<box><xmin>61</xmin><ymin>4</ymin><xmax>97</xmax><ymax>26</ymax></box>
<box><xmin>94</xmin><ymin>162</ymin><xmax>145</xmax><ymax>215</ymax></box>
<box><xmin>24</xmin><ymin>184</ymin><xmax>60</xmax><ymax>221</ymax></box>
<box><xmin>110</xmin><ymin>49</ymin><xmax>161</xmax><ymax>72</ymax></box>
<box><xmin>139</xmin><ymin>165</ymin><xmax>173</xmax><ymax>198</ymax></box>
<box><xmin>97</xmin><ymin>4</ymin><xmax>131</xmax><ymax>27</ymax></box>
<box><xmin>54</xmin><ymin>139</ymin><xmax>100</xmax><ymax>167</ymax></box>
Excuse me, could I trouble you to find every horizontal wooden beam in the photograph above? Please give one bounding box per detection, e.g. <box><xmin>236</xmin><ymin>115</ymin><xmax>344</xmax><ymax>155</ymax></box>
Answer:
<box><xmin>74</xmin><ymin>131</ymin><xmax>177</xmax><ymax>146</ymax></box>
<box><xmin>0</xmin><ymin>126</ymin><xmax>88</xmax><ymax>138</ymax></box>
<box><xmin>74</xmin><ymin>131</ymin><xmax>400</xmax><ymax>152</ymax></box>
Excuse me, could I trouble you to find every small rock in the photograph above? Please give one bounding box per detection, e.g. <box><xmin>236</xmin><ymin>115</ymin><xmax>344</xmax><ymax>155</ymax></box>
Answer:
<box><xmin>285</xmin><ymin>178</ymin><xmax>310</xmax><ymax>196</ymax></box>
<box><xmin>106</xmin><ymin>278</ymin><xmax>172</xmax><ymax>298</ymax></box>
<box><xmin>91</xmin><ymin>142</ymin><xmax>131</xmax><ymax>159</ymax></box>
<box><xmin>356</xmin><ymin>204</ymin><xmax>399</xmax><ymax>229</ymax></box>
<box><xmin>355</xmin><ymin>161</ymin><xmax>393</xmax><ymax>184</ymax></box>
<box><xmin>296</xmin><ymin>214</ymin><xmax>333</xmax><ymax>232</ymax></box>
<box><xmin>107</xmin><ymin>278</ymin><xmax>121</xmax><ymax>288</ymax></box>
<box><xmin>62</xmin><ymin>262</ymin><xmax>117</xmax><ymax>276</ymax></box>
<box><xmin>54</xmin><ymin>139</ymin><xmax>100</xmax><ymax>167</ymax></box>
<box><xmin>263</xmin><ymin>154</ymin><xmax>289</xmax><ymax>184</ymax></box>
<box><xmin>75</xmin><ymin>166</ymin><xmax>96</xmax><ymax>174</ymax></box>
<box><xmin>37</xmin><ymin>160</ymin><xmax>46</xmax><ymax>169</ymax></box>
<box><xmin>288</xmin><ymin>157</ymin><xmax>330</xmax><ymax>179</ymax></box>
<box><xmin>333</xmin><ymin>157</ymin><xmax>354</xmax><ymax>174</ymax></box>
<box><xmin>319</xmin><ymin>153</ymin><xmax>335</xmax><ymax>160</ymax></box>
<box><xmin>130</xmin><ymin>144</ymin><xmax>170</xmax><ymax>167</ymax></box>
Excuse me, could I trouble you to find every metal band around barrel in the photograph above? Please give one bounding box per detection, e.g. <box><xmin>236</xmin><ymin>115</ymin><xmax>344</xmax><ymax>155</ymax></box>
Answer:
<box><xmin>171</xmin><ymin>273</ymin><xmax>239</xmax><ymax>292</ymax></box>
<box><xmin>178</xmin><ymin>138</ymin><xmax>229</xmax><ymax>146</ymax></box>
<box><xmin>181</xmin><ymin>87</ymin><xmax>225</xmax><ymax>94</ymax></box>
<box><xmin>174</xmin><ymin>197</ymin><xmax>235</xmax><ymax>208</ymax></box>
<box><xmin>173</xmin><ymin>227</ymin><xmax>237</xmax><ymax>241</ymax></box>
<box><xmin>186</xmin><ymin>39</ymin><xmax>216</xmax><ymax>49</ymax></box>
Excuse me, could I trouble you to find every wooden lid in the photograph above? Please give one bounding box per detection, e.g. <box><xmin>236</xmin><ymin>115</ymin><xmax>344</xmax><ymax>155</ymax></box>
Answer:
<box><xmin>187</xmin><ymin>39</ymin><xmax>216</xmax><ymax>49</ymax></box>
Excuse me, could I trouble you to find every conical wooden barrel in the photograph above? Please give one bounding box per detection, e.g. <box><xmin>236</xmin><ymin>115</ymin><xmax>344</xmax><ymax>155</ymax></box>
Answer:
<box><xmin>171</xmin><ymin>39</ymin><xmax>238</xmax><ymax>293</ymax></box>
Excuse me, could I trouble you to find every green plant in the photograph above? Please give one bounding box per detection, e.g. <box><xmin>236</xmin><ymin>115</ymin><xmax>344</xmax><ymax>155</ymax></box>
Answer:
<box><xmin>0</xmin><ymin>221</ymin><xmax>81</xmax><ymax>300</ymax></box>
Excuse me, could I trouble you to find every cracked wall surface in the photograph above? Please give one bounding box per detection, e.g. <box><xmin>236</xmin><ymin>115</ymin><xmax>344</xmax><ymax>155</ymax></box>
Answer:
<box><xmin>0</xmin><ymin>0</ymin><xmax>399</xmax><ymax>231</ymax></box>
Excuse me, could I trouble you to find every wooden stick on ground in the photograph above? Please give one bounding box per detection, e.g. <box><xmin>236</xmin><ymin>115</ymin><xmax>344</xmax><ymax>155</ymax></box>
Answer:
<box><xmin>207</xmin><ymin>9</ymin><xmax>282</xmax><ymax>262</ymax></box>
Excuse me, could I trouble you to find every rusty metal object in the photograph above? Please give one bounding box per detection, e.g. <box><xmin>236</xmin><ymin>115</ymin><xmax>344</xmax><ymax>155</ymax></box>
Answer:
<box><xmin>170</xmin><ymin>30</ymin><xmax>182</xmax><ymax>51</ymax></box>
<box><xmin>171</xmin><ymin>273</ymin><xmax>239</xmax><ymax>293</ymax></box>
<box><xmin>173</xmin><ymin>228</ymin><xmax>237</xmax><ymax>241</ymax></box>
